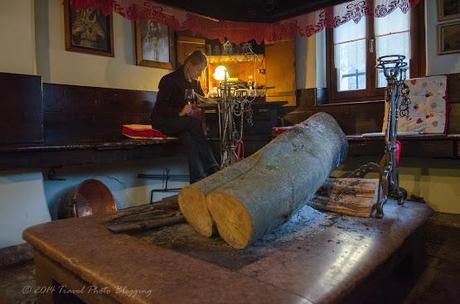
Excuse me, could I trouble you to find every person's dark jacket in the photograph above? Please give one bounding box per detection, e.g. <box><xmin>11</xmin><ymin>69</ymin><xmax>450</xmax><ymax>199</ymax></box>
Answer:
<box><xmin>151</xmin><ymin>66</ymin><xmax>203</xmax><ymax>118</ymax></box>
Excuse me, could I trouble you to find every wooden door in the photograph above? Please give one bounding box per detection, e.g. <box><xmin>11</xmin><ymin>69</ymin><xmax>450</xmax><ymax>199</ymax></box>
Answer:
<box><xmin>265</xmin><ymin>40</ymin><xmax>296</xmax><ymax>106</ymax></box>
<box><xmin>175</xmin><ymin>34</ymin><xmax>208</xmax><ymax>92</ymax></box>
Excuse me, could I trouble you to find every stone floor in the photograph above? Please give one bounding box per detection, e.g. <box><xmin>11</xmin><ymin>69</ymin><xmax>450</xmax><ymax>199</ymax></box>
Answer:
<box><xmin>1</xmin><ymin>212</ymin><xmax>459</xmax><ymax>304</ymax></box>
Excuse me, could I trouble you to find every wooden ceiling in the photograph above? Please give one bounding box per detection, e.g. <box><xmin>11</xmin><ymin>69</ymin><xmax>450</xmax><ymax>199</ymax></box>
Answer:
<box><xmin>155</xmin><ymin>0</ymin><xmax>351</xmax><ymax>22</ymax></box>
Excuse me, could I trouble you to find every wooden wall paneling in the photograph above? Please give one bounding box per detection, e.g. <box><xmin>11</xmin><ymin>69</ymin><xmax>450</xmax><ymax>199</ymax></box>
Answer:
<box><xmin>0</xmin><ymin>144</ymin><xmax>182</xmax><ymax>171</ymax></box>
<box><xmin>43</xmin><ymin>84</ymin><xmax>156</xmax><ymax>144</ymax></box>
<box><xmin>175</xmin><ymin>34</ymin><xmax>207</xmax><ymax>91</ymax></box>
<box><xmin>0</xmin><ymin>72</ymin><xmax>43</xmax><ymax>144</ymax></box>
<box><xmin>447</xmin><ymin>73</ymin><xmax>460</xmax><ymax>104</ymax></box>
<box><xmin>285</xmin><ymin>89</ymin><xmax>384</xmax><ymax>134</ymax></box>
<box><xmin>265</xmin><ymin>40</ymin><xmax>296</xmax><ymax>106</ymax></box>
<box><xmin>176</xmin><ymin>34</ymin><xmax>206</xmax><ymax>65</ymax></box>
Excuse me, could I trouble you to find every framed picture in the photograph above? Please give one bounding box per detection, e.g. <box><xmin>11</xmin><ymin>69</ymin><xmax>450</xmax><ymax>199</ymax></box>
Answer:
<box><xmin>134</xmin><ymin>20</ymin><xmax>175</xmax><ymax>69</ymax></box>
<box><xmin>438</xmin><ymin>0</ymin><xmax>460</xmax><ymax>21</ymax></box>
<box><xmin>438</xmin><ymin>21</ymin><xmax>460</xmax><ymax>54</ymax></box>
<box><xmin>63</xmin><ymin>0</ymin><xmax>114</xmax><ymax>57</ymax></box>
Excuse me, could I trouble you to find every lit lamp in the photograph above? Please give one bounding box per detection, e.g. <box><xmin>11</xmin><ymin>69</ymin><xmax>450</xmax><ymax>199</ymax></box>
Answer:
<box><xmin>213</xmin><ymin>65</ymin><xmax>228</xmax><ymax>81</ymax></box>
<box><xmin>213</xmin><ymin>65</ymin><xmax>229</xmax><ymax>98</ymax></box>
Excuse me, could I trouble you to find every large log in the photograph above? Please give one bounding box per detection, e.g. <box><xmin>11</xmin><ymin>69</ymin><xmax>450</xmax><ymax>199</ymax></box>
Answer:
<box><xmin>178</xmin><ymin>151</ymin><xmax>261</xmax><ymax>237</ymax></box>
<box><xmin>207</xmin><ymin>113</ymin><xmax>348</xmax><ymax>249</ymax></box>
<box><xmin>309</xmin><ymin>178</ymin><xmax>379</xmax><ymax>217</ymax></box>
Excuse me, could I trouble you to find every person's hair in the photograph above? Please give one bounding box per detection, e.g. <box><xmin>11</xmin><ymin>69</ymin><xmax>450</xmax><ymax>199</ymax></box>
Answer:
<box><xmin>184</xmin><ymin>50</ymin><xmax>207</xmax><ymax>67</ymax></box>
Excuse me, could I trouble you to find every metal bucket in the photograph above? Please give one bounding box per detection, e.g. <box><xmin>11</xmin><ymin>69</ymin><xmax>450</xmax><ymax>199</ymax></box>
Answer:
<box><xmin>58</xmin><ymin>179</ymin><xmax>116</xmax><ymax>219</ymax></box>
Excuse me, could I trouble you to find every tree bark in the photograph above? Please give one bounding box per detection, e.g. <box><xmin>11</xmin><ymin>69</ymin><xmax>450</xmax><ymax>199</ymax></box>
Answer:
<box><xmin>309</xmin><ymin>178</ymin><xmax>379</xmax><ymax>217</ymax></box>
<box><xmin>207</xmin><ymin>113</ymin><xmax>348</xmax><ymax>249</ymax></box>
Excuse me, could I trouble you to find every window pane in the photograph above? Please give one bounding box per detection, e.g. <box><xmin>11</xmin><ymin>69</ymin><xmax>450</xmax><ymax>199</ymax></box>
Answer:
<box><xmin>334</xmin><ymin>40</ymin><xmax>367</xmax><ymax>91</ymax></box>
<box><xmin>375</xmin><ymin>9</ymin><xmax>410</xmax><ymax>87</ymax></box>
<box><xmin>375</xmin><ymin>8</ymin><xmax>409</xmax><ymax>36</ymax></box>
<box><xmin>376</xmin><ymin>32</ymin><xmax>410</xmax><ymax>87</ymax></box>
<box><xmin>334</xmin><ymin>17</ymin><xmax>367</xmax><ymax>43</ymax></box>
<box><xmin>333</xmin><ymin>17</ymin><xmax>367</xmax><ymax>92</ymax></box>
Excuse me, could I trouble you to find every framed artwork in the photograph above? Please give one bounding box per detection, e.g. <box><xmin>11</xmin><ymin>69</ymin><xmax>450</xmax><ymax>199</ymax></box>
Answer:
<box><xmin>438</xmin><ymin>21</ymin><xmax>460</xmax><ymax>54</ymax></box>
<box><xmin>134</xmin><ymin>20</ymin><xmax>175</xmax><ymax>69</ymax></box>
<box><xmin>63</xmin><ymin>0</ymin><xmax>114</xmax><ymax>57</ymax></box>
<box><xmin>438</xmin><ymin>0</ymin><xmax>460</xmax><ymax>21</ymax></box>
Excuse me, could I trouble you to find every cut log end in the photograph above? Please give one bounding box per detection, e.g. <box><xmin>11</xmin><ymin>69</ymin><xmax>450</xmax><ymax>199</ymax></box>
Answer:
<box><xmin>178</xmin><ymin>187</ymin><xmax>214</xmax><ymax>237</ymax></box>
<box><xmin>207</xmin><ymin>192</ymin><xmax>252</xmax><ymax>249</ymax></box>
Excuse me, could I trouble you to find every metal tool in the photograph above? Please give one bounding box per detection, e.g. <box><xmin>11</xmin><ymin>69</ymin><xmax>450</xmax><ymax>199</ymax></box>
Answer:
<box><xmin>350</xmin><ymin>55</ymin><xmax>410</xmax><ymax>218</ymax></box>
<box><xmin>374</xmin><ymin>55</ymin><xmax>410</xmax><ymax>216</ymax></box>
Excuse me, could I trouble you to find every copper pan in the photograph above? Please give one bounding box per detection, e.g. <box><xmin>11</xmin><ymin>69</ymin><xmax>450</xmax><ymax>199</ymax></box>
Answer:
<box><xmin>58</xmin><ymin>179</ymin><xmax>116</xmax><ymax>219</ymax></box>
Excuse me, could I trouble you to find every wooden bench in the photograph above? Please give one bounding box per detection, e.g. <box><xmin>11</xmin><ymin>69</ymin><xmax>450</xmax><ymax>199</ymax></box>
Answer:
<box><xmin>0</xmin><ymin>73</ymin><xmax>286</xmax><ymax>171</ymax></box>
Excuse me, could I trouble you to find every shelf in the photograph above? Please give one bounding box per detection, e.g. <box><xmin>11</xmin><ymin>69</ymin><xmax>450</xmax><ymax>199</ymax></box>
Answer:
<box><xmin>207</xmin><ymin>54</ymin><xmax>264</xmax><ymax>64</ymax></box>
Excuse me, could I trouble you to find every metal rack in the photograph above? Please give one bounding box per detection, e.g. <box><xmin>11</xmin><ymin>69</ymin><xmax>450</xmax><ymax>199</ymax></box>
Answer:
<box><xmin>138</xmin><ymin>168</ymin><xmax>189</xmax><ymax>203</ymax></box>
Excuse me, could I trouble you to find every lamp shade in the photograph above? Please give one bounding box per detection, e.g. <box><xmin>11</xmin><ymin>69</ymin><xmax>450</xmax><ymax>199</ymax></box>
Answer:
<box><xmin>213</xmin><ymin>65</ymin><xmax>229</xmax><ymax>81</ymax></box>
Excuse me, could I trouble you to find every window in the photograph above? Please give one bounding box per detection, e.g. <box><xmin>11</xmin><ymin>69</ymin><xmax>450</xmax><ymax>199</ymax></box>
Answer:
<box><xmin>375</xmin><ymin>9</ymin><xmax>411</xmax><ymax>88</ymax></box>
<box><xmin>334</xmin><ymin>16</ymin><xmax>367</xmax><ymax>92</ymax></box>
<box><xmin>327</xmin><ymin>3</ymin><xmax>424</xmax><ymax>102</ymax></box>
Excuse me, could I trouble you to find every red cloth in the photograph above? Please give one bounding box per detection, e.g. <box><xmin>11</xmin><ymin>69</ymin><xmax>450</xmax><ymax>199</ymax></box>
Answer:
<box><xmin>272</xmin><ymin>126</ymin><xmax>294</xmax><ymax>137</ymax></box>
<box><xmin>122</xmin><ymin>124</ymin><xmax>169</xmax><ymax>139</ymax></box>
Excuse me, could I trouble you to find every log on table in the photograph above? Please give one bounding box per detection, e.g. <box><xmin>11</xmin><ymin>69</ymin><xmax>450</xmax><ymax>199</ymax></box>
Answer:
<box><xmin>105</xmin><ymin>213</ymin><xmax>184</xmax><ymax>233</ymax></box>
<box><xmin>309</xmin><ymin>178</ymin><xmax>379</xmax><ymax>217</ymax></box>
<box><xmin>178</xmin><ymin>151</ymin><xmax>261</xmax><ymax>237</ymax></box>
<box><xmin>207</xmin><ymin>113</ymin><xmax>348</xmax><ymax>249</ymax></box>
<box><xmin>105</xmin><ymin>198</ymin><xmax>183</xmax><ymax>233</ymax></box>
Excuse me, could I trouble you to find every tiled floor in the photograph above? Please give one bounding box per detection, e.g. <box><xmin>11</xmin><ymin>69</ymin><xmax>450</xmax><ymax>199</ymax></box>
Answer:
<box><xmin>1</xmin><ymin>214</ymin><xmax>459</xmax><ymax>304</ymax></box>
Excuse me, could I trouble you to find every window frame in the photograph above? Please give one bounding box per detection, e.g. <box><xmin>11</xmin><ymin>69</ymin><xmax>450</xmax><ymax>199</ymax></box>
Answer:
<box><xmin>325</xmin><ymin>1</ymin><xmax>425</xmax><ymax>103</ymax></box>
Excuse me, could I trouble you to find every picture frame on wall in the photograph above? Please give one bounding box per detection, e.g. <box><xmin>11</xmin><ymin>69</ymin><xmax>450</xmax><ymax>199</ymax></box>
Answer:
<box><xmin>63</xmin><ymin>0</ymin><xmax>114</xmax><ymax>57</ymax></box>
<box><xmin>438</xmin><ymin>21</ymin><xmax>460</xmax><ymax>55</ymax></box>
<box><xmin>134</xmin><ymin>20</ymin><xmax>175</xmax><ymax>69</ymax></box>
<box><xmin>438</xmin><ymin>0</ymin><xmax>460</xmax><ymax>21</ymax></box>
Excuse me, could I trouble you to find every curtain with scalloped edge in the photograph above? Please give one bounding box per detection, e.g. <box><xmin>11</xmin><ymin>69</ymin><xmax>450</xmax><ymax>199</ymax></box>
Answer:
<box><xmin>69</xmin><ymin>0</ymin><xmax>421</xmax><ymax>43</ymax></box>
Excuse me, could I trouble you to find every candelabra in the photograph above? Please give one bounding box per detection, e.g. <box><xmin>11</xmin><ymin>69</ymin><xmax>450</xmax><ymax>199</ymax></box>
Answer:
<box><xmin>217</xmin><ymin>73</ymin><xmax>254</xmax><ymax>168</ymax></box>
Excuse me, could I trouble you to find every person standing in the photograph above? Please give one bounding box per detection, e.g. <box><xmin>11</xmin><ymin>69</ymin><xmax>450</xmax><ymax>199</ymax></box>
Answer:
<box><xmin>151</xmin><ymin>50</ymin><xmax>219</xmax><ymax>183</ymax></box>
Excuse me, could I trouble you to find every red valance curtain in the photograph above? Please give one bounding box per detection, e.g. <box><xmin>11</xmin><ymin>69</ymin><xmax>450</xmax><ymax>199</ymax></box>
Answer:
<box><xmin>70</xmin><ymin>0</ymin><xmax>421</xmax><ymax>43</ymax></box>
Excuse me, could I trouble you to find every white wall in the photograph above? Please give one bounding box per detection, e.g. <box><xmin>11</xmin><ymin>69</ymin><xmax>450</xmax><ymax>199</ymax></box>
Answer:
<box><xmin>34</xmin><ymin>0</ymin><xmax>170</xmax><ymax>90</ymax></box>
<box><xmin>0</xmin><ymin>172</ymin><xmax>51</xmax><ymax>247</ymax></box>
<box><xmin>43</xmin><ymin>157</ymin><xmax>188</xmax><ymax>219</ymax></box>
<box><xmin>0</xmin><ymin>0</ymin><xmax>37</xmax><ymax>75</ymax></box>
<box><xmin>295</xmin><ymin>31</ymin><xmax>326</xmax><ymax>89</ymax></box>
<box><xmin>0</xmin><ymin>157</ymin><xmax>189</xmax><ymax>248</ymax></box>
<box><xmin>295</xmin><ymin>35</ymin><xmax>316</xmax><ymax>89</ymax></box>
<box><xmin>425</xmin><ymin>0</ymin><xmax>460</xmax><ymax>75</ymax></box>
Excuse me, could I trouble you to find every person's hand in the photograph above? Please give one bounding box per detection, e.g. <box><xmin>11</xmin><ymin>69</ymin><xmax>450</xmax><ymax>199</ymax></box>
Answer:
<box><xmin>179</xmin><ymin>103</ymin><xmax>193</xmax><ymax>116</ymax></box>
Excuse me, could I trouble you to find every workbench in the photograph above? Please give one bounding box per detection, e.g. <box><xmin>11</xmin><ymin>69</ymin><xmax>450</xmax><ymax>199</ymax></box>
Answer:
<box><xmin>23</xmin><ymin>200</ymin><xmax>432</xmax><ymax>304</ymax></box>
